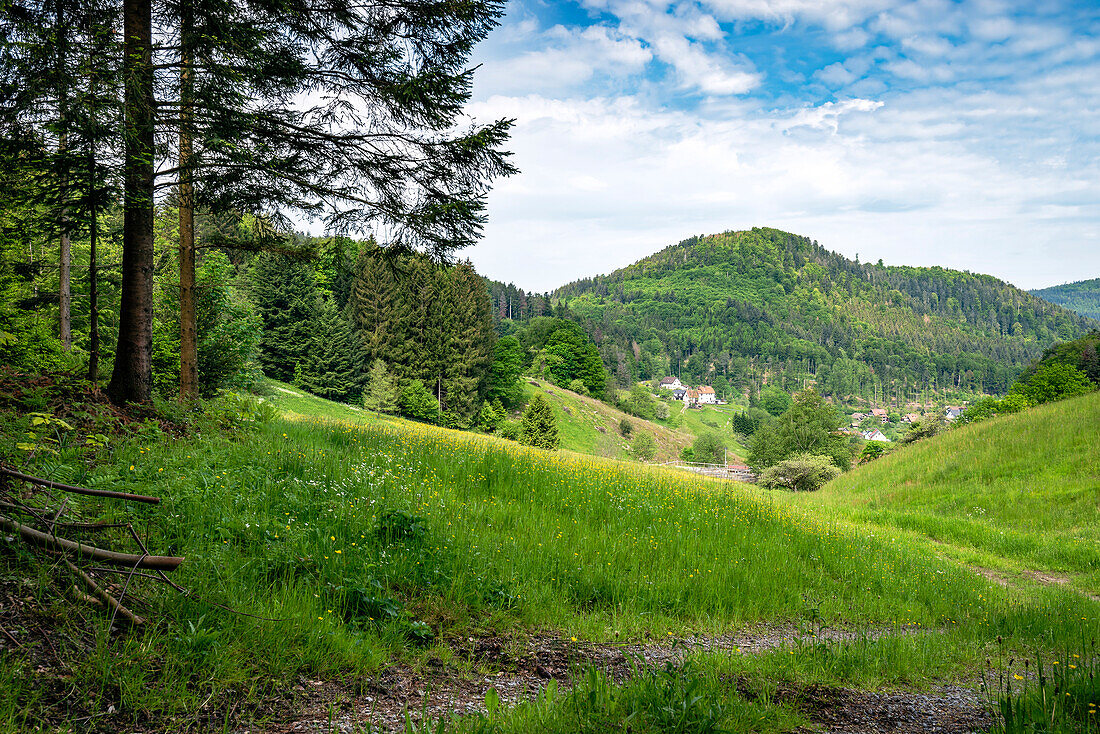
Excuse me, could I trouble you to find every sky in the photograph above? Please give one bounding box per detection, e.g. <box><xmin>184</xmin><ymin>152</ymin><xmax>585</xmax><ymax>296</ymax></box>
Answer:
<box><xmin>459</xmin><ymin>0</ymin><xmax>1100</xmax><ymax>293</ymax></box>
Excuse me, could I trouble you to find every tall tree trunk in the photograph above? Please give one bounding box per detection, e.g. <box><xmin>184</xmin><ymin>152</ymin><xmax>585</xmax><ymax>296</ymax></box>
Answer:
<box><xmin>59</xmin><ymin>223</ymin><xmax>71</xmax><ymax>349</ymax></box>
<box><xmin>57</xmin><ymin>0</ymin><xmax>72</xmax><ymax>350</ymax></box>
<box><xmin>178</xmin><ymin>5</ymin><xmax>198</xmax><ymax>400</ymax></box>
<box><xmin>87</xmin><ymin>162</ymin><xmax>100</xmax><ymax>384</ymax></box>
<box><xmin>108</xmin><ymin>0</ymin><xmax>154</xmax><ymax>405</ymax></box>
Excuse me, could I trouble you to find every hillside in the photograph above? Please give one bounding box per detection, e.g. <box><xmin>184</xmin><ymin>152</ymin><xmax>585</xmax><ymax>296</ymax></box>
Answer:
<box><xmin>553</xmin><ymin>227</ymin><xmax>1096</xmax><ymax>402</ymax></box>
<box><xmin>3</xmin><ymin>376</ymin><xmax>1099</xmax><ymax>732</ymax></box>
<box><xmin>523</xmin><ymin>378</ymin><xmax>747</xmax><ymax>462</ymax></box>
<box><xmin>797</xmin><ymin>390</ymin><xmax>1100</xmax><ymax>593</ymax></box>
<box><xmin>1031</xmin><ymin>278</ymin><xmax>1100</xmax><ymax>321</ymax></box>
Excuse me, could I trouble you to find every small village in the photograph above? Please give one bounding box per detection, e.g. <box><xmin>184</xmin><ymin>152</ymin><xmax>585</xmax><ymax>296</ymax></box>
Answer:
<box><xmin>656</xmin><ymin>375</ymin><xmax>967</xmax><ymax>446</ymax></box>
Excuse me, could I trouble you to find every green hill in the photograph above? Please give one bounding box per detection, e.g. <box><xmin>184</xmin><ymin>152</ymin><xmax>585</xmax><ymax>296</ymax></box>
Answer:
<box><xmin>797</xmin><ymin>390</ymin><xmax>1100</xmax><ymax>594</ymax></box>
<box><xmin>552</xmin><ymin>227</ymin><xmax>1096</xmax><ymax>402</ymax></box>
<box><xmin>1031</xmin><ymin>278</ymin><xmax>1100</xmax><ymax>321</ymax></box>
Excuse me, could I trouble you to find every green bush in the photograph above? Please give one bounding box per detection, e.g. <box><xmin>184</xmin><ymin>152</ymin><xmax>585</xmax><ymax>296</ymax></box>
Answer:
<box><xmin>631</xmin><ymin>431</ymin><xmax>656</xmax><ymax>461</ymax></box>
<box><xmin>692</xmin><ymin>431</ymin><xmax>726</xmax><ymax>465</ymax></box>
<box><xmin>398</xmin><ymin>380</ymin><xmax>438</xmax><ymax>423</ymax></box>
<box><xmin>619</xmin><ymin>418</ymin><xmax>633</xmax><ymax>437</ymax></box>
<box><xmin>759</xmin><ymin>453</ymin><xmax>841</xmax><ymax>492</ymax></box>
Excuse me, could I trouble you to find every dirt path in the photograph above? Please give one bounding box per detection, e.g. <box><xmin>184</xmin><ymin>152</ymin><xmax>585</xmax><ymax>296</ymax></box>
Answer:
<box><xmin>259</xmin><ymin>627</ymin><xmax>990</xmax><ymax>734</ymax></box>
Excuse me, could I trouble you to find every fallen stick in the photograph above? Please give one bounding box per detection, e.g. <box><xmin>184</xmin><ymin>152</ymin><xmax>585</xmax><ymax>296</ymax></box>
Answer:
<box><xmin>64</xmin><ymin>559</ymin><xmax>145</xmax><ymax>626</ymax></box>
<box><xmin>0</xmin><ymin>467</ymin><xmax>161</xmax><ymax>505</ymax></box>
<box><xmin>0</xmin><ymin>515</ymin><xmax>184</xmax><ymax>571</ymax></box>
<box><xmin>71</xmin><ymin>584</ymin><xmax>103</xmax><ymax>607</ymax></box>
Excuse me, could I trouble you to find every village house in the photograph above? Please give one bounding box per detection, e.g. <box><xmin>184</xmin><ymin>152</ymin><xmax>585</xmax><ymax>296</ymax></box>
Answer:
<box><xmin>659</xmin><ymin>376</ymin><xmax>683</xmax><ymax>390</ymax></box>
<box><xmin>671</xmin><ymin>387</ymin><xmax>687</xmax><ymax>400</ymax></box>
<box><xmin>862</xmin><ymin>429</ymin><xmax>891</xmax><ymax>442</ymax></box>
<box><xmin>945</xmin><ymin>406</ymin><xmax>965</xmax><ymax>421</ymax></box>
<box><xmin>902</xmin><ymin>413</ymin><xmax>921</xmax><ymax>424</ymax></box>
<box><xmin>697</xmin><ymin>385</ymin><xmax>718</xmax><ymax>404</ymax></box>
<box><xmin>871</xmin><ymin>408</ymin><xmax>889</xmax><ymax>424</ymax></box>
<box><xmin>683</xmin><ymin>388</ymin><xmax>700</xmax><ymax>406</ymax></box>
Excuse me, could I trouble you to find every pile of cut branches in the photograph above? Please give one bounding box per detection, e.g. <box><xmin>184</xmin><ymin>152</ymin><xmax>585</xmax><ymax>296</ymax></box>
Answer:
<box><xmin>0</xmin><ymin>465</ymin><xmax>183</xmax><ymax>628</ymax></box>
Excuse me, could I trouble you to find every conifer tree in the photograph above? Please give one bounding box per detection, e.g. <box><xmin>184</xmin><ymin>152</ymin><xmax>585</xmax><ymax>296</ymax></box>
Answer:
<box><xmin>363</xmin><ymin>359</ymin><xmax>398</xmax><ymax>414</ymax></box>
<box><xmin>520</xmin><ymin>394</ymin><xmax>558</xmax><ymax>450</ymax></box>
<box><xmin>250</xmin><ymin>253</ymin><xmax>320</xmax><ymax>383</ymax></box>
<box><xmin>301</xmin><ymin>299</ymin><xmax>358</xmax><ymax>402</ymax></box>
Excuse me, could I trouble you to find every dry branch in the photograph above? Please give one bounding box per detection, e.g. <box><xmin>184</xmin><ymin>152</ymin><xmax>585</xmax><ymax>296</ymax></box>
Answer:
<box><xmin>0</xmin><ymin>515</ymin><xmax>184</xmax><ymax>571</ymax></box>
<box><xmin>0</xmin><ymin>467</ymin><xmax>162</xmax><ymax>504</ymax></box>
<box><xmin>64</xmin><ymin>559</ymin><xmax>145</xmax><ymax>626</ymax></box>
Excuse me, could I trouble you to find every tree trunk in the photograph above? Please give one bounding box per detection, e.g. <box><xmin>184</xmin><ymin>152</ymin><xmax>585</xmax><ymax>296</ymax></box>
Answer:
<box><xmin>108</xmin><ymin>0</ymin><xmax>155</xmax><ymax>405</ymax></box>
<box><xmin>178</xmin><ymin>9</ymin><xmax>198</xmax><ymax>401</ymax></box>
<box><xmin>87</xmin><ymin>180</ymin><xmax>99</xmax><ymax>384</ymax></box>
<box><xmin>57</xmin><ymin>0</ymin><xmax>71</xmax><ymax>350</ymax></box>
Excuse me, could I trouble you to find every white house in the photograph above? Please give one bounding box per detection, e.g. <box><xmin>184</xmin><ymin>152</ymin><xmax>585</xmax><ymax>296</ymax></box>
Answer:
<box><xmin>697</xmin><ymin>385</ymin><xmax>718</xmax><ymax>404</ymax></box>
<box><xmin>659</xmin><ymin>376</ymin><xmax>683</xmax><ymax>390</ymax></box>
<box><xmin>862</xmin><ymin>429</ymin><xmax>891</xmax><ymax>442</ymax></box>
<box><xmin>683</xmin><ymin>388</ymin><xmax>699</xmax><ymax>406</ymax></box>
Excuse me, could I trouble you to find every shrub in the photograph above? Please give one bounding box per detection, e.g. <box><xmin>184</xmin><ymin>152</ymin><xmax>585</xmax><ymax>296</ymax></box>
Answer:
<box><xmin>858</xmin><ymin>441</ymin><xmax>889</xmax><ymax>463</ymax></box>
<box><xmin>568</xmin><ymin>379</ymin><xmax>589</xmax><ymax>396</ymax></box>
<box><xmin>692</xmin><ymin>431</ymin><xmax>725</xmax><ymax>465</ymax></box>
<box><xmin>679</xmin><ymin>446</ymin><xmax>694</xmax><ymax>462</ymax></box>
<box><xmin>499</xmin><ymin>421</ymin><xmax>520</xmax><ymax>441</ymax></box>
<box><xmin>759</xmin><ymin>453</ymin><xmax>841</xmax><ymax>492</ymax></box>
<box><xmin>655</xmin><ymin>402</ymin><xmax>670</xmax><ymax>420</ymax></box>
<box><xmin>398</xmin><ymin>380</ymin><xmax>438</xmax><ymax>424</ymax></box>
<box><xmin>619</xmin><ymin>418</ymin><xmax>633</xmax><ymax>437</ymax></box>
<box><xmin>632</xmin><ymin>432</ymin><xmax>657</xmax><ymax>461</ymax></box>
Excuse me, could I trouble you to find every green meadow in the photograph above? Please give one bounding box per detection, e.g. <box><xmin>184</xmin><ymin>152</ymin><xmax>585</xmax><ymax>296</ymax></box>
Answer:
<box><xmin>2</xmin><ymin>389</ymin><xmax>1099</xmax><ymax>731</ymax></box>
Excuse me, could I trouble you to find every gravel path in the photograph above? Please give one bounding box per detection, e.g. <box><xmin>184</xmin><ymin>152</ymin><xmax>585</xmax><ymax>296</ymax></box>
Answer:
<box><xmin>255</xmin><ymin>627</ymin><xmax>990</xmax><ymax>734</ymax></box>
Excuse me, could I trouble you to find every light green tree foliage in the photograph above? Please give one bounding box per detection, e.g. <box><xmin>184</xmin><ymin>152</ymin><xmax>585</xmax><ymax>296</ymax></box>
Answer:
<box><xmin>759</xmin><ymin>453</ymin><xmax>841</xmax><ymax>492</ymax></box>
<box><xmin>1013</xmin><ymin>362</ymin><xmax>1094</xmax><ymax>405</ymax></box>
<box><xmin>520</xmin><ymin>393</ymin><xmax>559</xmax><ymax>449</ymax></box>
<box><xmin>631</xmin><ymin>431</ymin><xmax>657</xmax><ymax>461</ymax></box>
<box><xmin>692</xmin><ymin>431</ymin><xmax>726</xmax><ymax>464</ymax></box>
<box><xmin>486</xmin><ymin>334</ymin><xmax>528</xmax><ymax>407</ymax></box>
<box><xmin>655</xmin><ymin>401</ymin><xmax>671</xmax><ymax>420</ymax></box>
<box><xmin>759</xmin><ymin>387</ymin><xmax>792</xmax><ymax>417</ymax></box>
<box><xmin>363</xmin><ymin>359</ymin><xmax>398</xmax><ymax>414</ymax></box>
<box><xmin>568</xmin><ymin>378</ymin><xmax>589</xmax><ymax>396</ymax></box>
<box><xmin>399</xmin><ymin>379</ymin><xmax>437</xmax><ymax>424</ymax></box>
<box><xmin>748</xmin><ymin>388</ymin><xmax>848</xmax><ymax>471</ymax></box>
<box><xmin>623</xmin><ymin>385</ymin><xmax>656</xmax><ymax>420</ymax></box>
<box><xmin>477</xmin><ymin>399</ymin><xmax>506</xmax><ymax>433</ymax></box>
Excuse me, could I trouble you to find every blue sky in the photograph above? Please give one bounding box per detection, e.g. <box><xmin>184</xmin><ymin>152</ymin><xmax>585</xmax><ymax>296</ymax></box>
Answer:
<box><xmin>460</xmin><ymin>0</ymin><xmax>1100</xmax><ymax>293</ymax></box>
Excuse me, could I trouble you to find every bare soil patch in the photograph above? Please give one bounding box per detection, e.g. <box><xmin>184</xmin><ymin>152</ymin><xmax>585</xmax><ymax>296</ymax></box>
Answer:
<box><xmin>264</xmin><ymin>628</ymin><xmax>986</xmax><ymax>734</ymax></box>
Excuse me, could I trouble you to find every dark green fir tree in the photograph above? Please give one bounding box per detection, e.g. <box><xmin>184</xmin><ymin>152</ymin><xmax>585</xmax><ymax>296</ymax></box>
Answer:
<box><xmin>520</xmin><ymin>393</ymin><xmax>559</xmax><ymax>450</ymax></box>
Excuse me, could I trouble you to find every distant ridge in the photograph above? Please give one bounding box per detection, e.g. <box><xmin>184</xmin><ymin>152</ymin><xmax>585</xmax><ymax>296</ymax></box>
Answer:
<box><xmin>549</xmin><ymin>227</ymin><xmax>1096</xmax><ymax>401</ymax></box>
<box><xmin>1030</xmin><ymin>278</ymin><xmax>1100</xmax><ymax>321</ymax></box>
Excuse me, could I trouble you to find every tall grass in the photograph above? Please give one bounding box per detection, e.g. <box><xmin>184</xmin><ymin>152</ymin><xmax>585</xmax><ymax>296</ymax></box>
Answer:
<box><xmin>5</xmin><ymin>390</ymin><xmax>1099</xmax><ymax>728</ymax></box>
<box><xmin>801</xmin><ymin>391</ymin><xmax>1100</xmax><ymax>584</ymax></box>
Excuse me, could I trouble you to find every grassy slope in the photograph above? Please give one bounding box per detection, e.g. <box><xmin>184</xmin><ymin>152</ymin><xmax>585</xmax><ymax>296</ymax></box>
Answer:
<box><xmin>523</xmin><ymin>378</ymin><xmax>747</xmax><ymax>462</ymax></box>
<box><xmin>522</xmin><ymin>379</ymin><xmax>696</xmax><ymax>462</ymax></box>
<box><xmin>795</xmin><ymin>390</ymin><xmax>1100</xmax><ymax>591</ymax></box>
<box><xmin>5</xmin><ymin>384</ymin><xmax>1099</xmax><ymax>731</ymax></box>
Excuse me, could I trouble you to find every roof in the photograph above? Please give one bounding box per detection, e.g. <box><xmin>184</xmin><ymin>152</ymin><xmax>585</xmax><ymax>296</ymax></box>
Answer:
<box><xmin>686</xmin><ymin>389</ymin><xmax>699</xmax><ymax>398</ymax></box>
<box><xmin>698</xmin><ymin>386</ymin><xmax>715</xmax><ymax>394</ymax></box>
<box><xmin>659</xmin><ymin>376</ymin><xmax>678</xmax><ymax>385</ymax></box>
<box><xmin>871</xmin><ymin>408</ymin><xmax>888</xmax><ymax>416</ymax></box>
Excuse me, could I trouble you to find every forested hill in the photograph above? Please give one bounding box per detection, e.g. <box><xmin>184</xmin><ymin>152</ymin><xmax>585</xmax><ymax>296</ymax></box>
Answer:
<box><xmin>1030</xmin><ymin>278</ymin><xmax>1100</xmax><ymax>321</ymax></box>
<box><xmin>551</xmin><ymin>227</ymin><xmax>1096</xmax><ymax>401</ymax></box>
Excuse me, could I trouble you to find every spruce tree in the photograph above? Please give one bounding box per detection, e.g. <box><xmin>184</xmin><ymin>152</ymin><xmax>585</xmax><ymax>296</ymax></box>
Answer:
<box><xmin>301</xmin><ymin>298</ymin><xmax>358</xmax><ymax>402</ymax></box>
<box><xmin>250</xmin><ymin>253</ymin><xmax>320</xmax><ymax>383</ymax></box>
<box><xmin>520</xmin><ymin>394</ymin><xmax>559</xmax><ymax>450</ymax></box>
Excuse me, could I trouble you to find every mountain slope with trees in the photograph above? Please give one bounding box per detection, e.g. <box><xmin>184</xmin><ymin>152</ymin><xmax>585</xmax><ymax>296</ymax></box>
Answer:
<box><xmin>551</xmin><ymin>227</ymin><xmax>1096</xmax><ymax>403</ymax></box>
<box><xmin>1030</xmin><ymin>278</ymin><xmax>1100</xmax><ymax>321</ymax></box>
